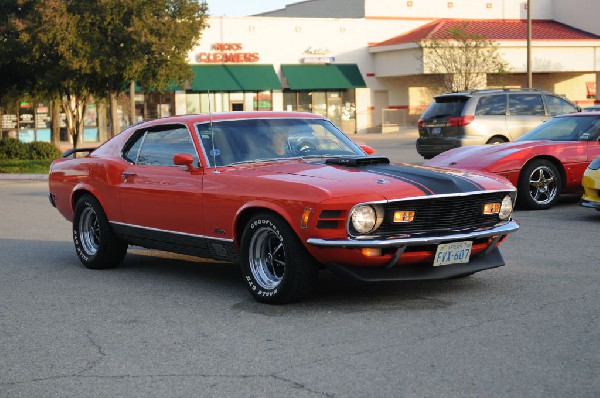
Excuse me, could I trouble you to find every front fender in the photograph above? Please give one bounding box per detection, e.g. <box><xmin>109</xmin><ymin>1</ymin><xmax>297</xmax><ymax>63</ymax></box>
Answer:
<box><xmin>233</xmin><ymin>199</ymin><xmax>304</xmax><ymax>249</ymax></box>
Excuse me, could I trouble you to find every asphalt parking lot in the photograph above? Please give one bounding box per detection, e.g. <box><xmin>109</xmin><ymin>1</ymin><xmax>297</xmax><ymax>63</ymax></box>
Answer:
<box><xmin>0</xmin><ymin>134</ymin><xmax>599</xmax><ymax>397</ymax></box>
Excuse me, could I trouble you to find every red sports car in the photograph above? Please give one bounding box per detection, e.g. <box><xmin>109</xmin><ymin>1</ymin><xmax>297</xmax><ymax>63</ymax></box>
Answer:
<box><xmin>425</xmin><ymin>112</ymin><xmax>600</xmax><ymax>210</ymax></box>
<box><xmin>49</xmin><ymin>112</ymin><xmax>519</xmax><ymax>304</ymax></box>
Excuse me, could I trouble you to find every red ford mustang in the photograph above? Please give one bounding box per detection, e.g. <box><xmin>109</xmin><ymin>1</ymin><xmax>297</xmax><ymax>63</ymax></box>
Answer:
<box><xmin>425</xmin><ymin>112</ymin><xmax>600</xmax><ymax>210</ymax></box>
<box><xmin>49</xmin><ymin>112</ymin><xmax>519</xmax><ymax>303</ymax></box>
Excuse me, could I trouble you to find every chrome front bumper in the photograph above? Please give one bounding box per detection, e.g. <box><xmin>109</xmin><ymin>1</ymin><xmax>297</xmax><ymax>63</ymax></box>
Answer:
<box><xmin>306</xmin><ymin>220</ymin><xmax>519</xmax><ymax>248</ymax></box>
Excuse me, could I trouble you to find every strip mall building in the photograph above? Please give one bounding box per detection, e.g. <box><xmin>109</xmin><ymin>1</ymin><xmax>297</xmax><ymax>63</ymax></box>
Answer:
<box><xmin>3</xmin><ymin>0</ymin><xmax>600</xmax><ymax>142</ymax></box>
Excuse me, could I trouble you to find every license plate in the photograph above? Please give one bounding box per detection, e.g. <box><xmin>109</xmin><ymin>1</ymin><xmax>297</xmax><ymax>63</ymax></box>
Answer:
<box><xmin>433</xmin><ymin>241</ymin><xmax>472</xmax><ymax>267</ymax></box>
<box><xmin>430</xmin><ymin>127</ymin><xmax>441</xmax><ymax>136</ymax></box>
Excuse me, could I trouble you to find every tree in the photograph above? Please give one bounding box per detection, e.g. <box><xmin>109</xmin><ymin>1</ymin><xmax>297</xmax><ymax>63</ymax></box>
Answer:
<box><xmin>419</xmin><ymin>23</ymin><xmax>509</xmax><ymax>92</ymax></box>
<box><xmin>4</xmin><ymin>0</ymin><xmax>209</xmax><ymax>148</ymax></box>
<box><xmin>85</xmin><ymin>0</ymin><xmax>208</xmax><ymax>137</ymax></box>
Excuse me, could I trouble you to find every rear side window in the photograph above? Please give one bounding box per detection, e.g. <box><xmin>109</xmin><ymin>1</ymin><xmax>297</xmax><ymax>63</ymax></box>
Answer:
<box><xmin>422</xmin><ymin>96</ymin><xmax>468</xmax><ymax>119</ymax></box>
<box><xmin>545</xmin><ymin>95</ymin><xmax>578</xmax><ymax>116</ymax></box>
<box><xmin>508</xmin><ymin>94</ymin><xmax>545</xmax><ymax>115</ymax></box>
<box><xmin>123</xmin><ymin>125</ymin><xmax>198</xmax><ymax>166</ymax></box>
<box><xmin>475</xmin><ymin>95</ymin><xmax>507</xmax><ymax>116</ymax></box>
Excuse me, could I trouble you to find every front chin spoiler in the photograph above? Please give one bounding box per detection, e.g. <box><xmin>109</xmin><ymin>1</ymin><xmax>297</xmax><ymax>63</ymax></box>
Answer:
<box><xmin>325</xmin><ymin>247</ymin><xmax>505</xmax><ymax>282</ymax></box>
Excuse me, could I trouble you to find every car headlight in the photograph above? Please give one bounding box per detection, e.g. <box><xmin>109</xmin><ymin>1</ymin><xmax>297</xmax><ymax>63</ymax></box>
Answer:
<box><xmin>498</xmin><ymin>194</ymin><xmax>514</xmax><ymax>220</ymax></box>
<box><xmin>350</xmin><ymin>205</ymin><xmax>383</xmax><ymax>234</ymax></box>
<box><xmin>588</xmin><ymin>156</ymin><xmax>600</xmax><ymax>170</ymax></box>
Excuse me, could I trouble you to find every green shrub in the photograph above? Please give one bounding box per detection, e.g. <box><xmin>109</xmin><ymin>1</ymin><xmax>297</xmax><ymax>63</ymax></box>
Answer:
<box><xmin>0</xmin><ymin>138</ymin><xmax>61</xmax><ymax>160</ymax></box>
<box><xmin>0</xmin><ymin>138</ymin><xmax>29</xmax><ymax>160</ymax></box>
<box><xmin>29</xmin><ymin>141</ymin><xmax>62</xmax><ymax>160</ymax></box>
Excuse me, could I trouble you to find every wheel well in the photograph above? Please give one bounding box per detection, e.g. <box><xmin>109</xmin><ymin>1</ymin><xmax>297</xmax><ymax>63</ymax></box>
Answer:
<box><xmin>520</xmin><ymin>156</ymin><xmax>566</xmax><ymax>190</ymax></box>
<box><xmin>235</xmin><ymin>207</ymin><xmax>288</xmax><ymax>245</ymax></box>
<box><xmin>486</xmin><ymin>135</ymin><xmax>508</xmax><ymax>144</ymax></box>
<box><xmin>71</xmin><ymin>189</ymin><xmax>94</xmax><ymax>211</ymax></box>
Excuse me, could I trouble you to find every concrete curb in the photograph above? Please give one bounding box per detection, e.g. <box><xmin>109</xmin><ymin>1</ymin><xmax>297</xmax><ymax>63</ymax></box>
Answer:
<box><xmin>0</xmin><ymin>174</ymin><xmax>48</xmax><ymax>180</ymax></box>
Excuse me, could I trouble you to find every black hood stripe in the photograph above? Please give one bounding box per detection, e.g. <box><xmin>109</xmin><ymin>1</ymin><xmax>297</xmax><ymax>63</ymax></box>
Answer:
<box><xmin>363</xmin><ymin>164</ymin><xmax>485</xmax><ymax>195</ymax></box>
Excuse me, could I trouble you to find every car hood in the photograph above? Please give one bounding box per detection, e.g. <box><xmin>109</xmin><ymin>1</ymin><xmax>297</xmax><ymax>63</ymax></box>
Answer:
<box><xmin>424</xmin><ymin>140</ymin><xmax>557</xmax><ymax>170</ymax></box>
<box><xmin>229</xmin><ymin>158</ymin><xmax>513</xmax><ymax>200</ymax></box>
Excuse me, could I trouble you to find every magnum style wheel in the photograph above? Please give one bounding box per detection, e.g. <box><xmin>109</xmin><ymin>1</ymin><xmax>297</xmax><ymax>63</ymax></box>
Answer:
<box><xmin>240</xmin><ymin>213</ymin><xmax>318</xmax><ymax>304</ymax></box>
<box><xmin>73</xmin><ymin>194</ymin><xmax>127</xmax><ymax>269</ymax></box>
<box><xmin>518</xmin><ymin>159</ymin><xmax>561</xmax><ymax>210</ymax></box>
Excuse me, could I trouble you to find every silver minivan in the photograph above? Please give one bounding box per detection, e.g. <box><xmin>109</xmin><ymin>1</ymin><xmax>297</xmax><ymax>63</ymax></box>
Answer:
<box><xmin>416</xmin><ymin>88</ymin><xmax>580</xmax><ymax>159</ymax></box>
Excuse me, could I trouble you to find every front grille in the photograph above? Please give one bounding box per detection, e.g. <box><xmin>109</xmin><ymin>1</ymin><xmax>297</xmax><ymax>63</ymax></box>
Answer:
<box><xmin>352</xmin><ymin>192</ymin><xmax>510</xmax><ymax>237</ymax></box>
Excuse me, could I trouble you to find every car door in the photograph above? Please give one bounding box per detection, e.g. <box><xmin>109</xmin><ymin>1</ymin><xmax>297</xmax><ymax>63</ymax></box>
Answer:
<box><xmin>117</xmin><ymin>124</ymin><xmax>204</xmax><ymax>236</ymax></box>
<box><xmin>506</xmin><ymin>93</ymin><xmax>548</xmax><ymax>140</ymax></box>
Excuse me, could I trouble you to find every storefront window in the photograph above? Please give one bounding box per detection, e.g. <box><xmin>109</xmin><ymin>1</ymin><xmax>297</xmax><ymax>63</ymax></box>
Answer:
<box><xmin>253</xmin><ymin>91</ymin><xmax>272</xmax><ymax>110</ymax></box>
<box><xmin>283</xmin><ymin>90</ymin><xmax>357</xmax><ymax>134</ymax></box>
<box><xmin>186</xmin><ymin>91</ymin><xmax>273</xmax><ymax>114</ymax></box>
<box><xmin>298</xmin><ymin>92</ymin><xmax>311</xmax><ymax>113</ymax></box>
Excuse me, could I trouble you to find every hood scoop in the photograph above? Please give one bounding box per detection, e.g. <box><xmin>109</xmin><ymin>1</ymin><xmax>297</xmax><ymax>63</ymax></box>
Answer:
<box><xmin>325</xmin><ymin>156</ymin><xmax>390</xmax><ymax>167</ymax></box>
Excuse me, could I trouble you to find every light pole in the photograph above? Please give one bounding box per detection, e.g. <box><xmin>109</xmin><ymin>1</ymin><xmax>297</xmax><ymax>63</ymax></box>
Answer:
<box><xmin>527</xmin><ymin>0</ymin><xmax>533</xmax><ymax>88</ymax></box>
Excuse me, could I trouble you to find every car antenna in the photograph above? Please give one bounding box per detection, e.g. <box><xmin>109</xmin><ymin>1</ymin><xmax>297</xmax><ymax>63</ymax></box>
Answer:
<box><xmin>208</xmin><ymin>90</ymin><xmax>219</xmax><ymax>173</ymax></box>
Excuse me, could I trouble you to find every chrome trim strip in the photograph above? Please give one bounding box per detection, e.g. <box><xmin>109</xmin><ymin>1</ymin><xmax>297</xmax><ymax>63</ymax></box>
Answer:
<box><xmin>307</xmin><ymin>220</ymin><xmax>519</xmax><ymax>248</ymax></box>
<box><xmin>110</xmin><ymin>221</ymin><xmax>234</xmax><ymax>243</ymax></box>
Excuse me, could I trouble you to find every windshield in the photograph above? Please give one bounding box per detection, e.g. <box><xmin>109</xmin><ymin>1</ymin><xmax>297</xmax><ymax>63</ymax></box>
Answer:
<box><xmin>196</xmin><ymin>118</ymin><xmax>364</xmax><ymax>167</ymax></box>
<box><xmin>516</xmin><ymin>115</ymin><xmax>600</xmax><ymax>142</ymax></box>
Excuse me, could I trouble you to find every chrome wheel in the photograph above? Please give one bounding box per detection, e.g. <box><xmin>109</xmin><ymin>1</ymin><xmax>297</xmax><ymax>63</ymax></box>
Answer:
<box><xmin>528</xmin><ymin>165</ymin><xmax>558</xmax><ymax>206</ymax></box>
<box><xmin>248</xmin><ymin>226</ymin><xmax>285</xmax><ymax>290</ymax></box>
<box><xmin>79</xmin><ymin>206</ymin><xmax>100</xmax><ymax>256</ymax></box>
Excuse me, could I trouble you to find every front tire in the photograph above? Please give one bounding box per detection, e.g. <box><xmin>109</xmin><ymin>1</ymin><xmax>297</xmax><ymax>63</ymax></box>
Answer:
<box><xmin>73</xmin><ymin>194</ymin><xmax>127</xmax><ymax>269</ymax></box>
<box><xmin>240</xmin><ymin>213</ymin><xmax>318</xmax><ymax>304</ymax></box>
<box><xmin>517</xmin><ymin>159</ymin><xmax>561</xmax><ymax>210</ymax></box>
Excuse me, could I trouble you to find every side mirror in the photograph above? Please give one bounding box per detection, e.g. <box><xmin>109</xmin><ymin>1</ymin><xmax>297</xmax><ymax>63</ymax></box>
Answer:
<box><xmin>174</xmin><ymin>153</ymin><xmax>200</xmax><ymax>172</ymax></box>
<box><xmin>360</xmin><ymin>145</ymin><xmax>376</xmax><ymax>155</ymax></box>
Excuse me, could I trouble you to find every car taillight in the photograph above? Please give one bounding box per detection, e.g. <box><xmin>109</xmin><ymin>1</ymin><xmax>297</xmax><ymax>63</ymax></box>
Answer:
<box><xmin>446</xmin><ymin>115</ymin><xmax>474</xmax><ymax>127</ymax></box>
<box><xmin>417</xmin><ymin>119</ymin><xmax>425</xmax><ymax>128</ymax></box>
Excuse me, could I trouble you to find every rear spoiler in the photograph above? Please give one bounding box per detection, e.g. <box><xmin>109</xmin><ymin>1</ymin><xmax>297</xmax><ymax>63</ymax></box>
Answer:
<box><xmin>61</xmin><ymin>147</ymin><xmax>97</xmax><ymax>159</ymax></box>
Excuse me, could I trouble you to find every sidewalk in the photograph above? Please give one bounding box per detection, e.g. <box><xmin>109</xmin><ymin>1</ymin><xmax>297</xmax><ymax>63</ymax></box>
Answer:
<box><xmin>0</xmin><ymin>173</ymin><xmax>48</xmax><ymax>180</ymax></box>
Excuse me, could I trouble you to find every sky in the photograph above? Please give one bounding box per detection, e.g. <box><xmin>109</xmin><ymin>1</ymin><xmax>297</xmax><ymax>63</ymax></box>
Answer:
<box><xmin>206</xmin><ymin>0</ymin><xmax>301</xmax><ymax>17</ymax></box>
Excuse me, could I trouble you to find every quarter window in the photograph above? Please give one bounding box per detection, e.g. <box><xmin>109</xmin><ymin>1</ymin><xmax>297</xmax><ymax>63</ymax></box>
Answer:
<box><xmin>545</xmin><ymin>95</ymin><xmax>578</xmax><ymax>116</ymax></box>
<box><xmin>123</xmin><ymin>126</ymin><xmax>198</xmax><ymax>166</ymax></box>
<box><xmin>508</xmin><ymin>94</ymin><xmax>545</xmax><ymax>116</ymax></box>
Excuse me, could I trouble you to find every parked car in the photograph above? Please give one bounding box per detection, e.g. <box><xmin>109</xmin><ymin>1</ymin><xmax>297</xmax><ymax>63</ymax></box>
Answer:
<box><xmin>49</xmin><ymin>112</ymin><xmax>519</xmax><ymax>304</ymax></box>
<box><xmin>425</xmin><ymin>112</ymin><xmax>600</xmax><ymax>210</ymax></box>
<box><xmin>416</xmin><ymin>88</ymin><xmax>581</xmax><ymax>159</ymax></box>
<box><xmin>582</xmin><ymin>105</ymin><xmax>600</xmax><ymax>112</ymax></box>
<box><xmin>580</xmin><ymin>155</ymin><xmax>600</xmax><ymax>211</ymax></box>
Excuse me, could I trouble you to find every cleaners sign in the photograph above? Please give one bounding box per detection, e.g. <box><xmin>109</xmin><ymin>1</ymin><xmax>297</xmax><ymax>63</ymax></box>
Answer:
<box><xmin>196</xmin><ymin>43</ymin><xmax>259</xmax><ymax>63</ymax></box>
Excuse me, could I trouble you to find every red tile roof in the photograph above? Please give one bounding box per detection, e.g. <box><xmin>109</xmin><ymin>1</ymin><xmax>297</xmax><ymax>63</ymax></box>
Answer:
<box><xmin>371</xmin><ymin>19</ymin><xmax>600</xmax><ymax>47</ymax></box>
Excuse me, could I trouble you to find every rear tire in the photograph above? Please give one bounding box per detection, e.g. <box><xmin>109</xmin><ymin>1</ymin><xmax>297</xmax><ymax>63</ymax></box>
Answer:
<box><xmin>517</xmin><ymin>159</ymin><xmax>561</xmax><ymax>210</ymax></box>
<box><xmin>240</xmin><ymin>212</ymin><xmax>318</xmax><ymax>304</ymax></box>
<box><xmin>73</xmin><ymin>194</ymin><xmax>127</xmax><ymax>269</ymax></box>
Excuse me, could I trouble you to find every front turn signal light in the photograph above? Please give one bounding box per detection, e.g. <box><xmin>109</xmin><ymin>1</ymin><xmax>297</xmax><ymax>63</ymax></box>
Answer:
<box><xmin>483</xmin><ymin>203</ymin><xmax>501</xmax><ymax>215</ymax></box>
<box><xmin>393</xmin><ymin>211</ymin><xmax>415</xmax><ymax>223</ymax></box>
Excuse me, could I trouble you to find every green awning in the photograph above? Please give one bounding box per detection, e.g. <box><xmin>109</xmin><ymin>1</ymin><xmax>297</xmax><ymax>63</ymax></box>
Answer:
<box><xmin>281</xmin><ymin>64</ymin><xmax>367</xmax><ymax>90</ymax></box>
<box><xmin>133</xmin><ymin>81</ymin><xmax>183</xmax><ymax>93</ymax></box>
<box><xmin>190</xmin><ymin>65</ymin><xmax>282</xmax><ymax>91</ymax></box>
